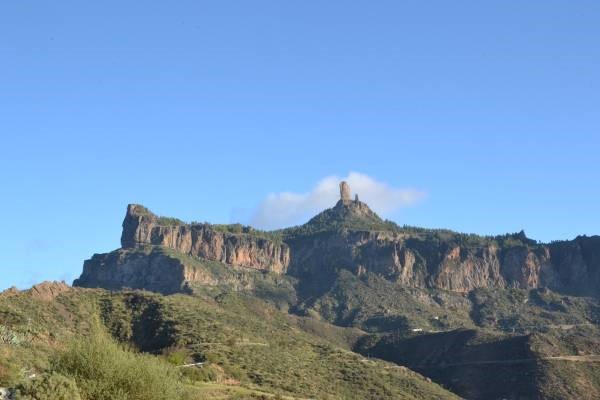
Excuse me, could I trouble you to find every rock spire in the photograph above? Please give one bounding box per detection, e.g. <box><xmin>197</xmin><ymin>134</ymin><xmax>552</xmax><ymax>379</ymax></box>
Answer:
<box><xmin>339</xmin><ymin>181</ymin><xmax>351</xmax><ymax>202</ymax></box>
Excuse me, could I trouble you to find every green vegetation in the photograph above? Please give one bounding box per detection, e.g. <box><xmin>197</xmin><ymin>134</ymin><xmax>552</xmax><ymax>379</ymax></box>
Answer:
<box><xmin>397</xmin><ymin>227</ymin><xmax>538</xmax><ymax>248</ymax></box>
<box><xmin>356</xmin><ymin>329</ymin><xmax>541</xmax><ymax>400</ymax></box>
<box><xmin>156</xmin><ymin>216</ymin><xmax>186</xmax><ymax>226</ymax></box>
<box><xmin>470</xmin><ymin>287</ymin><xmax>600</xmax><ymax>332</ymax></box>
<box><xmin>281</xmin><ymin>202</ymin><xmax>400</xmax><ymax>237</ymax></box>
<box><xmin>0</xmin><ymin>286</ymin><xmax>458</xmax><ymax>400</ymax></box>
<box><xmin>14</xmin><ymin>373</ymin><xmax>81</xmax><ymax>400</ymax></box>
<box><xmin>5</xmin><ymin>268</ymin><xmax>600</xmax><ymax>400</ymax></box>
<box><xmin>206</xmin><ymin>223</ymin><xmax>283</xmax><ymax>242</ymax></box>
<box><xmin>134</xmin><ymin>204</ymin><xmax>282</xmax><ymax>242</ymax></box>
<box><xmin>299</xmin><ymin>270</ymin><xmax>475</xmax><ymax>332</ymax></box>
<box><xmin>55</xmin><ymin>327</ymin><xmax>186</xmax><ymax>400</ymax></box>
<box><xmin>101</xmin><ymin>291</ymin><xmax>455</xmax><ymax>399</ymax></box>
<box><xmin>0</xmin><ymin>325</ymin><xmax>25</xmax><ymax>346</ymax></box>
<box><xmin>131</xmin><ymin>205</ymin><xmax>185</xmax><ymax>226</ymax></box>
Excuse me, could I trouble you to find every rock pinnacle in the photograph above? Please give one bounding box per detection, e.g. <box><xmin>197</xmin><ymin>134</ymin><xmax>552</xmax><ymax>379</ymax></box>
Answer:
<box><xmin>339</xmin><ymin>181</ymin><xmax>351</xmax><ymax>202</ymax></box>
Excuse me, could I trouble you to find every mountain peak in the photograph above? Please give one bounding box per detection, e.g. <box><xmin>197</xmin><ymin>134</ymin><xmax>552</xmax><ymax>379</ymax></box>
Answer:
<box><xmin>287</xmin><ymin>182</ymin><xmax>395</xmax><ymax>234</ymax></box>
<box><xmin>329</xmin><ymin>195</ymin><xmax>383</xmax><ymax>226</ymax></box>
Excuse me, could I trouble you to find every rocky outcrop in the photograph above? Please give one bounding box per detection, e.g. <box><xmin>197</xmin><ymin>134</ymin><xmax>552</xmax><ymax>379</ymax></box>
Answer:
<box><xmin>121</xmin><ymin>204</ymin><xmax>289</xmax><ymax>273</ymax></box>
<box><xmin>339</xmin><ymin>181</ymin><xmax>351</xmax><ymax>202</ymax></box>
<box><xmin>74</xmin><ymin>248</ymin><xmax>198</xmax><ymax>294</ymax></box>
<box><xmin>27</xmin><ymin>281</ymin><xmax>71</xmax><ymax>301</ymax></box>
<box><xmin>73</xmin><ymin>247</ymin><xmax>284</xmax><ymax>295</ymax></box>
<box><xmin>0</xmin><ymin>287</ymin><xmax>19</xmax><ymax>298</ymax></box>
<box><xmin>0</xmin><ymin>388</ymin><xmax>12</xmax><ymax>400</ymax></box>
<box><xmin>74</xmin><ymin>204</ymin><xmax>289</xmax><ymax>294</ymax></box>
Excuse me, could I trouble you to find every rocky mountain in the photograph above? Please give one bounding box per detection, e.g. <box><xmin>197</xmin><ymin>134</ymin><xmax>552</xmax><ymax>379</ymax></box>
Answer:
<box><xmin>76</xmin><ymin>182</ymin><xmax>600</xmax><ymax>298</ymax></box>
<box><xmin>281</xmin><ymin>185</ymin><xmax>600</xmax><ymax>297</ymax></box>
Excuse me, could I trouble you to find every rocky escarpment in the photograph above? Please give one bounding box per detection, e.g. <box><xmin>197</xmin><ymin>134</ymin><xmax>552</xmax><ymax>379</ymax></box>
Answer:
<box><xmin>74</xmin><ymin>246</ymin><xmax>290</xmax><ymax>295</ymax></box>
<box><xmin>121</xmin><ymin>204</ymin><xmax>289</xmax><ymax>273</ymax></box>
<box><xmin>283</xmin><ymin>185</ymin><xmax>600</xmax><ymax>296</ymax></box>
<box><xmin>0</xmin><ymin>281</ymin><xmax>72</xmax><ymax>301</ymax></box>
<box><xmin>74</xmin><ymin>248</ymin><xmax>202</xmax><ymax>294</ymax></box>
<box><xmin>28</xmin><ymin>281</ymin><xmax>72</xmax><ymax>301</ymax></box>
<box><xmin>286</xmin><ymin>219</ymin><xmax>600</xmax><ymax>296</ymax></box>
<box><xmin>74</xmin><ymin>205</ymin><xmax>290</xmax><ymax>294</ymax></box>
<box><xmin>74</xmin><ymin>182</ymin><xmax>600</xmax><ymax>297</ymax></box>
<box><xmin>74</xmin><ymin>245</ymin><xmax>281</xmax><ymax>295</ymax></box>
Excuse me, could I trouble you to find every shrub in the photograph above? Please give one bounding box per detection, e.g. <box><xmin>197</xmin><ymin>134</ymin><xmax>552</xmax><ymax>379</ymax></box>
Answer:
<box><xmin>163</xmin><ymin>347</ymin><xmax>189</xmax><ymax>366</ymax></box>
<box><xmin>180</xmin><ymin>365</ymin><xmax>217</xmax><ymax>383</ymax></box>
<box><xmin>53</xmin><ymin>330</ymin><xmax>185</xmax><ymax>400</ymax></box>
<box><xmin>13</xmin><ymin>372</ymin><xmax>81</xmax><ymax>400</ymax></box>
<box><xmin>0</xmin><ymin>325</ymin><xmax>23</xmax><ymax>346</ymax></box>
<box><xmin>0</xmin><ymin>360</ymin><xmax>20</xmax><ymax>387</ymax></box>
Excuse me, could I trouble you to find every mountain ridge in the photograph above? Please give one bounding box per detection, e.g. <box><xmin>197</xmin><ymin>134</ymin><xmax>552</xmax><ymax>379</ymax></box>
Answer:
<box><xmin>76</xmin><ymin>181</ymin><xmax>600</xmax><ymax>297</ymax></box>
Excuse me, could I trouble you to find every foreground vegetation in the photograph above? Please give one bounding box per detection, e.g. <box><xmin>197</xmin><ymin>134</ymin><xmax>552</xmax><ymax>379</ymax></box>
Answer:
<box><xmin>0</xmin><ymin>284</ymin><xmax>458</xmax><ymax>400</ymax></box>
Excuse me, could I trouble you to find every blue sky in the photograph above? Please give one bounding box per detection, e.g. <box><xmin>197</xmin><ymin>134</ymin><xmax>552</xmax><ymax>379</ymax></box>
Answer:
<box><xmin>1</xmin><ymin>1</ymin><xmax>599</xmax><ymax>290</ymax></box>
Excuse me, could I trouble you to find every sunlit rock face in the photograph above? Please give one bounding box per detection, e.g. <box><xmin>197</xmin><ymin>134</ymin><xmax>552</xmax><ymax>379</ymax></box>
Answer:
<box><xmin>339</xmin><ymin>181</ymin><xmax>352</xmax><ymax>202</ymax></box>
<box><xmin>121</xmin><ymin>204</ymin><xmax>290</xmax><ymax>273</ymax></box>
<box><xmin>75</xmin><ymin>183</ymin><xmax>600</xmax><ymax>297</ymax></box>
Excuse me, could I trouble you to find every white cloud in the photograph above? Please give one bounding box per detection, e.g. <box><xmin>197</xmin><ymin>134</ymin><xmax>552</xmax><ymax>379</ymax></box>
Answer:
<box><xmin>250</xmin><ymin>172</ymin><xmax>426</xmax><ymax>230</ymax></box>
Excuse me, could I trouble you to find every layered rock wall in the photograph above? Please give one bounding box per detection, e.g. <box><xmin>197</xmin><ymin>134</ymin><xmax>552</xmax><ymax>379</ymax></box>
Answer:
<box><xmin>121</xmin><ymin>204</ymin><xmax>290</xmax><ymax>273</ymax></box>
<box><xmin>74</xmin><ymin>248</ymin><xmax>195</xmax><ymax>294</ymax></box>
<box><xmin>76</xmin><ymin>201</ymin><xmax>600</xmax><ymax>297</ymax></box>
<box><xmin>286</xmin><ymin>230</ymin><xmax>600</xmax><ymax>295</ymax></box>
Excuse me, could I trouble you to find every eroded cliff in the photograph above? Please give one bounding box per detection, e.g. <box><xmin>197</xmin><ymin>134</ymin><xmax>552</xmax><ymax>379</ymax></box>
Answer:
<box><xmin>74</xmin><ymin>185</ymin><xmax>600</xmax><ymax>297</ymax></box>
<box><xmin>285</xmin><ymin>203</ymin><xmax>600</xmax><ymax>296</ymax></box>
<box><xmin>121</xmin><ymin>204</ymin><xmax>290</xmax><ymax>273</ymax></box>
<box><xmin>74</xmin><ymin>247</ymin><xmax>199</xmax><ymax>294</ymax></box>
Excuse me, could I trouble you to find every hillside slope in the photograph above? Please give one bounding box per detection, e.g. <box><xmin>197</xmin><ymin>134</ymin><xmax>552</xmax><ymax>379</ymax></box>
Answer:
<box><xmin>0</xmin><ymin>282</ymin><xmax>459</xmax><ymax>400</ymax></box>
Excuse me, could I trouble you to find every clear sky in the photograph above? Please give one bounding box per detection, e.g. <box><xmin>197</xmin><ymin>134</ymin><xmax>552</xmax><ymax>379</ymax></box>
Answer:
<box><xmin>1</xmin><ymin>1</ymin><xmax>599</xmax><ymax>290</ymax></box>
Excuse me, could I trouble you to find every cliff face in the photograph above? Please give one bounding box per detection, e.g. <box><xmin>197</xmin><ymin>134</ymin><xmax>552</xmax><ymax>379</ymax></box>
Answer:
<box><xmin>73</xmin><ymin>245</ymin><xmax>274</xmax><ymax>295</ymax></box>
<box><xmin>75</xmin><ymin>199</ymin><xmax>600</xmax><ymax>297</ymax></box>
<box><xmin>121</xmin><ymin>204</ymin><xmax>290</xmax><ymax>273</ymax></box>
<box><xmin>74</xmin><ymin>248</ymin><xmax>199</xmax><ymax>294</ymax></box>
<box><xmin>284</xmin><ymin>202</ymin><xmax>600</xmax><ymax>296</ymax></box>
<box><xmin>286</xmin><ymin>230</ymin><xmax>600</xmax><ymax>295</ymax></box>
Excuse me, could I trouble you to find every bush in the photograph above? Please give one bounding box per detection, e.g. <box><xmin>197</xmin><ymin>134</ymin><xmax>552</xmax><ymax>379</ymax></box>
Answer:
<box><xmin>0</xmin><ymin>360</ymin><xmax>20</xmax><ymax>387</ymax></box>
<box><xmin>181</xmin><ymin>364</ymin><xmax>218</xmax><ymax>383</ymax></box>
<box><xmin>14</xmin><ymin>372</ymin><xmax>81</xmax><ymax>400</ymax></box>
<box><xmin>162</xmin><ymin>347</ymin><xmax>189</xmax><ymax>366</ymax></box>
<box><xmin>53</xmin><ymin>330</ymin><xmax>185</xmax><ymax>400</ymax></box>
<box><xmin>0</xmin><ymin>325</ymin><xmax>24</xmax><ymax>346</ymax></box>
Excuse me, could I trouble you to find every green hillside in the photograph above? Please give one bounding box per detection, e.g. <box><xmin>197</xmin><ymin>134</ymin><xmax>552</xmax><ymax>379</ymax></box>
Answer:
<box><xmin>0</xmin><ymin>280</ymin><xmax>459</xmax><ymax>400</ymax></box>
